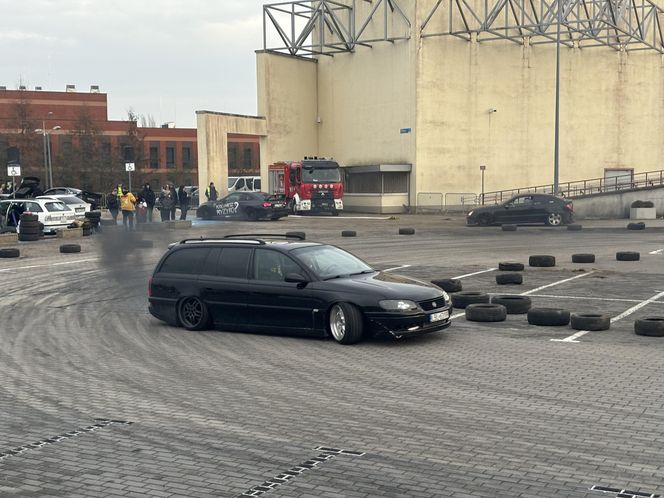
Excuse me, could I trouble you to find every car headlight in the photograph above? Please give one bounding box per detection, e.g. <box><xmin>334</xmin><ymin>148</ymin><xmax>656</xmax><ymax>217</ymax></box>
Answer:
<box><xmin>379</xmin><ymin>299</ymin><xmax>419</xmax><ymax>311</ymax></box>
<box><xmin>468</xmin><ymin>210</ymin><xmax>474</xmax><ymax>217</ymax></box>
<box><xmin>440</xmin><ymin>291</ymin><xmax>450</xmax><ymax>302</ymax></box>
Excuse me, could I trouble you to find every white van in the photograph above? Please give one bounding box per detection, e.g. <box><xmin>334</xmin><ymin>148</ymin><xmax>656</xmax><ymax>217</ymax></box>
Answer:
<box><xmin>228</xmin><ymin>176</ymin><xmax>261</xmax><ymax>192</ymax></box>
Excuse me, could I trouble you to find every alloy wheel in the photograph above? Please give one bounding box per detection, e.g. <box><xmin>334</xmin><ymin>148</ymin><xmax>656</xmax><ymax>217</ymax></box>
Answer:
<box><xmin>180</xmin><ymin>297</ymin><xmax>203</xmax><ymax>328</ymax></box>
<box><xmin>329</xmin><ymin>305</ymin><xmax>347</xmax><ymax>341</ymax></box>
<box><xmin>547</xmin><ymin>213</ymin><xmax>562</xmax><ymax>226</ymax></box>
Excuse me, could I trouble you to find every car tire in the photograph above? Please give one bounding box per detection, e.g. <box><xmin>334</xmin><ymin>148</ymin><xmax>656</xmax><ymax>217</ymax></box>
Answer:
<box><xmin>465</xmin><ymin>303</ymin><xmax>507</xmax><ymax>322</ymax></box>
<box><xmin>398</xmin><ymin>227</ymin><xmax>415</xmax><ymax>235</ymax></box>
<box><xmin>570</xmin><ymin>313</ymin><xmax>611</xmax><ymax>331</ymax></box>
<box><xmin>496</xmin><ymin>273</ymin><xmax>523</xmax><ymax>285</ymax></box>
<box><xmin>501</xmin><ymin>224</ymin><xmax>517</xmax><ymax>231</ymax></box>
<box><xmin>627</xmin><ymin>222</ymin><xmax>645</xmax><ymax>230</ymax></box>
<box><xmin>19</xmin><ymin>213</ymin><xmax>38</xmax><ymax>222</ymax></box>
<box><xmin>286</xmin><ymin>231</ymin><xmax>306</xmax><ymax>240</ymax></box>
<box><xmin>198</xmin><ymin>207</ymin><xmax>214</xmax><ymax>220</ymax></box>
<box><xmin>477</xmin><ymin>214</ymin><xmax>492</xmax><ymax>226</ymax></box>
<box><xmin>451</xmin><ymin>291</ymin><xmax>490</xmax><ymax>309</ymax></box>
<box><xmin>567</xmin><ymin>223</ymin><xmax>582</xmax><ymax>231</ymax></box>
<box><xmin>529</xmin><ymin>255</ymin><xmax>556</xmax><ymax>267</ymax></box>
<box><xmin>616</xmin><ymin>251</ymin><xmax>640</xmax><ymax>261</ymax></box>
<box><xmin>527</xmin><ymin>308</ymin><xmax>571</xmax><ymax>326</ymax></box>
<box><xmin>177</xmin><ymin>296</ymin><xmax>210</xmax><ymax>331</ymax></box>
<box><xmin>431</xmin><ymin>278</ymin><xmax>463</xmax><ymax>293</ymax></box>
<box><xmin>18</xmin><ymin>233</ymin><xmax>40</xmax><ymax>242</ymax></box>
<box><xmin>498</xmin><ymin>262</ymin><xmax>524</xmax><ymax>271</ymax></box>
<box><xmin>545</xmin><ymin>212</ymin><xmax>563</xmax><ymax>226</ymax></box>
<box><xmin>341</xmin><ymin>230</ymin><xmax>357</xmax><ymax>237</ymax></box>
<box><xmin>59</xmin><ymin>244</ymin><xmax>81</xmax><ymax>254</ymax></box>
<box><xmin>0</xmin><ymin>248</ymin><xmax>20</xmax><ymax>258</ymax></box>
<box><xmin>572</xmin><ymin>253</ymin><xmax>595</xmax><ymax>263</ymax></box>
<box><xmin>18</xmin><ymin>226</ymin><xmax>41</xmax><ymax>235</ymax></box>
<box><xmin>634</xmin><ymin>317</ymin><xmax>664</xmax><ymax>337</ymax></box>
<box><xmin>491</xmin><ymin>295</ymin><xmax>532</xmax><ymax>314</ymax></box>
<box><xmin>328</xmin><ymin>302</ymin><xmax>364</xmax><ymax>344</ymax></box>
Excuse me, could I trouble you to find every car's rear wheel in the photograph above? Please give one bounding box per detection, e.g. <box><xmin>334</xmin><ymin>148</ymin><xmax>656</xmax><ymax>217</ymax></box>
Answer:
<box><xmin>477</xmin><ymin>214</ymin><xmax>492</xmax><ymax>226</ymax></box>
<box><xmin>546</xmin><ymin>213</ymin><xmax>563</xmax><ymax>226</ymax></box>
<box><xmin>329</xmin><ymin>303</ymin><xmax>364</xmax><ymax>344</ymax></box>
<box><xmin>177</xmin><ymin>296</ymin><xmax>210</xmax><ymax>331</ymax></box>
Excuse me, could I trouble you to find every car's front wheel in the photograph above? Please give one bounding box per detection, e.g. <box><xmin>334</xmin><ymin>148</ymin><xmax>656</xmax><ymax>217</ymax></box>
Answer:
<box><xmin>177</xmin><ymin>296</ymin><xmax>210</xmax><ymax>331</ymax></box>
<box><xmin>546</xmin><ymin>213</ymin><xmax>563</xmax><ymax>226</ymax></box>
<box><xmin>328</xmin><ymin>303</ymin><xmax>364</xmax><ymax>344</ymax></box>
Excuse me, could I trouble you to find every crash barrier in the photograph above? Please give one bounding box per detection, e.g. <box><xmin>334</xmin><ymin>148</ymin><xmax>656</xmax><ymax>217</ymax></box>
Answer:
<box><xmin>416</xmin><ymin>192</ymin><xmax>443</xmax><ymax>213</ymax></box>
<box><xmin>444</xmin><ymin>192</ymin><xmax>478</xmax><ymax>213</ymax></box>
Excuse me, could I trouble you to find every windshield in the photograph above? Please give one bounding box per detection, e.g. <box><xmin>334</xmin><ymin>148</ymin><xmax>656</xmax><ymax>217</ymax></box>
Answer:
<box><xmin>301</xmin><ymin>167</ymin><xmax>341</xmax><ymax>184</ymax></box>
<box><xmin>45</xmin><ymin>202</ymin><xmax>69</xmax><ymax>212</ymax></box>
<box><xmin>59</xmin><ymin>196</ymin><xmax>83</xmax><ymax>205</ymax></box>
<box><xmin>291</xmin><ymin>245</ymin><xmax>373</xmax><ymax>280</ymax></box>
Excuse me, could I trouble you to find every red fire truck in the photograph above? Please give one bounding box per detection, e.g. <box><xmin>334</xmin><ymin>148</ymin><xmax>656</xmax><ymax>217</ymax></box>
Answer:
<box><xmin>268</xmin><ymin>157</ymin><xmax>344</xmax><ymax>215</ymax></box>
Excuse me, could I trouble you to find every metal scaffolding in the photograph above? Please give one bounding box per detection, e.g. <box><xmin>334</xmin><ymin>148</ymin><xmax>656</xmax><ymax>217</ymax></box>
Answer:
<box><xmin>421</xmin><ymin>0</ymin><xmax>664</xmax><ymax>53</ymax></box>
<box><xmin>263</xmin><ymin>0</ymin><xmax>411</xmax><ymax>56</ymax></box>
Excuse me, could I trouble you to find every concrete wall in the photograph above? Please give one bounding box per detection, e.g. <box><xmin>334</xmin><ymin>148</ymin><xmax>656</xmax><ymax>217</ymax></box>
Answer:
<box><xmin>572</xmin><ymin>187</ymin><xmax>664</xmax><ymax>219</ymax></box>
<box><xmin>344</xmin><ymin>193</ymin><xmax>409</xmax><ymax>214</ymax></box>
<box><xmin>196</xmin><ymin>112</ymin><xmax>267</xmax><ymax>198</ymax></box>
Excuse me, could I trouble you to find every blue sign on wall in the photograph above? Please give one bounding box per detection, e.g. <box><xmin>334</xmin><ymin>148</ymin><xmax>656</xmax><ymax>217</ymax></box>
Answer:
<box><xmin>400</xmin><ymin>128</ymin><xmax>412</xmax><ymax>134</ymax></box>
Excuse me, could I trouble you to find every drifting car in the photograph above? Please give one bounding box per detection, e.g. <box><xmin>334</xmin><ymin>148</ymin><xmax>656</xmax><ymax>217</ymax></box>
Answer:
<box><xmin>196</xmin><ymin>191</ymin><xmax>288</xmax><ymax>221</ymax></box>
<box><xmin>37</xmin><ymin>195</ymin><xmax>91</xmax><ymax>216</ymax></box>
<box><xmin>148</xmin><ymin>234</ymin><xmax>452</xmax><ymax>344</ymax></box>
<box><xmin>467</xmin><ymin>193</ymin><xmax>574</xmax><ymax>226</ymax></box>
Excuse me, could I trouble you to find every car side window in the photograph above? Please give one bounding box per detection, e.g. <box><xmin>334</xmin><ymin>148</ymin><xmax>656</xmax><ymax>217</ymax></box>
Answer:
<box><xmin>253</xmin><ymin>249</ymin><xmax>302</xmax><ymax>282</ymax></box>
<box><xmin>218</xmin><ymin>247</ymin><xmax>251</xmax><ymax>279</ymax></box>
<box><xmin>254</xmin><ymin>178</ymin><xmax>261</xmax><ymax>190</ymax></box>
<box><xmin>159</xmin><ymin>248</ymin><xmax>210</xmax><ymax>275</ymax></box>
<box><xmin>223</xmin><ymin>193</ymin><xmax>241</xmax><ymax>203</ymax></box>
<box><xmin>24</xmin><ymin>202</ymin><xmax>43</xmax><ymax>213</ymax></box>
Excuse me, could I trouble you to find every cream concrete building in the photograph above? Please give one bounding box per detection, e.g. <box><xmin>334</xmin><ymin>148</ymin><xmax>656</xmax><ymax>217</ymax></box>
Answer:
<box><xmin>198</xmin><ymin>0</ymin><xmax>664</xmax><ymax>213</ymax></box>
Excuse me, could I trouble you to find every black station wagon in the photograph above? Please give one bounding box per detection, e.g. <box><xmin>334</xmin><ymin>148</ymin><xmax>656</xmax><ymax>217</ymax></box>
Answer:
<box><xmin>148</xmin><ymin>235</ymin><xmax>452</xmax><ymax>344</ymax></box>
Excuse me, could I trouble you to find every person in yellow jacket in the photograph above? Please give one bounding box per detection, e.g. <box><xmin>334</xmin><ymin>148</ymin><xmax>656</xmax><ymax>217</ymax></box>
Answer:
<box><xmin>119</xmin><ymin>190</ymin><xmax>137</xmax><ymax>231</ymax></box>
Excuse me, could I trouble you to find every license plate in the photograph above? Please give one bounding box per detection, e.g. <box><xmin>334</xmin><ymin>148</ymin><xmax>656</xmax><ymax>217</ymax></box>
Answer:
<box><xmin>273</xmin><ymin>203</ymin><xmax>284</xmax><ymax>208</ymax></box>
<box><xmin>429</xmin><ymin>310</ymin><xmax>449</xmax><ymax>322</ymax></box>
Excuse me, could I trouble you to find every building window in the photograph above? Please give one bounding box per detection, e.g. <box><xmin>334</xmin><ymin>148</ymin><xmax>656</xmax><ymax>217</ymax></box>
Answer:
<box><xmin>182</xmin><ymin>144</ymin><xmax>191</xmax><ymax>168</ymax></box>
<box><xmin>149</xmin><ymin>145</ymin><xmax>159</xmax><ymax>169</ymax></box>
<box><xmin>243</xmin><ymin>147</ymin><xmax>252</xmax><ymax>168</ymax></box>
<box><xmin>228</xmin><ymin>144</ymin><xmax>238</xmax><ymax>171</ymax></box>
<box><xmin>346</xmin><ymin>173</ymin><xmax>381</xmax><ymax>194</ymax></box>
<box><xmin>382</xmin><ymin>173</ymin><xmax>409</xmax><ymax>193</ymax></box>
<box><xmin>166</xmin><ymin>146</ymin><xmax>175</xmax><ymax>168</ymax></box>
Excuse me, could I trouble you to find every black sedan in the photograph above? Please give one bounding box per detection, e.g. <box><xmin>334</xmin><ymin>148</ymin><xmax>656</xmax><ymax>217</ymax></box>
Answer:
<box><xmin>196</xmin><ymin>192</ymin><xmax>288</xmax><ymax>221</ymax></box>
<box><xmin>148</xmin><ymin>235</ymin><xmax>452</xmax><ymax>344</ymax></box>
<box><xmin>467</xmin><ymin>193</ymin><xmax>573</xmax><ymax>226</ymax></box>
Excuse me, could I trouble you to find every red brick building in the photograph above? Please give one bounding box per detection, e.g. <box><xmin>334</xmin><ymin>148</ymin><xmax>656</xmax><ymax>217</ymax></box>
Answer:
<box><xmin>0</xmin><ymin>87</ymin><xmax>259</xmax><ymax>192</ymax></box>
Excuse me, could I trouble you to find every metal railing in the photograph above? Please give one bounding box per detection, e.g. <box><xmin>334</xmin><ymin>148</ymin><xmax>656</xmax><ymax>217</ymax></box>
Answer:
<box><xmin>481</xmin><ymin>169</ymin><xmax>664</xmax><ymax>205</ymax></box>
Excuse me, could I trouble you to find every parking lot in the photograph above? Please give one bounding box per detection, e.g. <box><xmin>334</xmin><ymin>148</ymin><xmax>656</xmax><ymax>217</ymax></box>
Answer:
<box><xmin>1</xmin><ymin>214</ymin><xmax>663</xmax><ymax>498</ymax></box>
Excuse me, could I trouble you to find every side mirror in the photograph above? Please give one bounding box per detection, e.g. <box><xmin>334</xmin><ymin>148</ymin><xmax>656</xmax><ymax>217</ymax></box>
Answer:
<box><xmin>284</xmin><ymin>273</ymin><xmax>309</xmax><ymax>284</ymax></box>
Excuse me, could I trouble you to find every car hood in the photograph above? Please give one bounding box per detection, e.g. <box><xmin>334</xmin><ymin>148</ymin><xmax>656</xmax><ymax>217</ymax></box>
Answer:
<box><xmin>467</xmin><ymin>205</ymin><xmax>498</xmax><ymax>217</ymax></box>
<box><xmin>322</xmin><ymin>271</ymin><xmax>443</xmax><ymax>301</ymax></box>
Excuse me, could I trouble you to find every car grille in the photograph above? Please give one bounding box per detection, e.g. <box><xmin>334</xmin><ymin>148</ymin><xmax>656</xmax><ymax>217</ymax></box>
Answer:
<box><xmin>312</xmin><ymin>190</ymin><xmax>332</xmax><ymax>200</ymax></box>
<box><xmin>419</xmin><ymin>298</ymin><xmax>445</xmax><ymax>311</ymax></box>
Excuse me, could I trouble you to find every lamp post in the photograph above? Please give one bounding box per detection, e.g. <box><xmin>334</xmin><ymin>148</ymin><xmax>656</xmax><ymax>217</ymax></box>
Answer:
<box><xmin>480</xmin><ymin>165</ymin><xmax>486</xmax><ymax>205</ymax></box>
<box><xmin>553</xmin><ymin>0</ymin><xmax>562</xmax><ymax>195</ymax></box>
<box><xmin>35</xmin><ymin>123</ymin><xmax>61</xmax><ymax>190</ymax></box>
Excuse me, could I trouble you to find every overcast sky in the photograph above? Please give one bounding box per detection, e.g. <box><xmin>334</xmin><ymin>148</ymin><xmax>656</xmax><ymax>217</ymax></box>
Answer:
<box><xmin>1</xmin><ymin>0</ymin><xmax>271</xmax><ymax>128</ymax></box>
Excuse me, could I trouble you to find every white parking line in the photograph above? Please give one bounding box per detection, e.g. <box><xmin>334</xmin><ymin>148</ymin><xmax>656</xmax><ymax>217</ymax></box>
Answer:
<box><xmin>0</xmin><ymin>258</ymin><xmax>98</xmax><ymax>273</ymax></box>
<box><xmin>521</xmin><ymin>293</ymin><xmax>664</xmax><ymax>304</ymax></box>
<box><xmin>520</xmin><ymin>271</ymin><xmax>595</xmax><ymax>296</ymax></box>
<box><xmin>383</xmin><ymin>264</ymin><xmax>412</xmax><ymax>272</ymax></box>
<box><xmin>649</xmin><ymin>248</ymin><xmax>663</xmax><ymax>255</ymax></box>
<box><xmin>453</xmin><ymin>268</ymin><xmax>497</xmax><ymax>279</ymax></box>
<box><xmin>551</xmin><ymin>290</ymin><xmax>664</xmax><ymax>343</ymax></box>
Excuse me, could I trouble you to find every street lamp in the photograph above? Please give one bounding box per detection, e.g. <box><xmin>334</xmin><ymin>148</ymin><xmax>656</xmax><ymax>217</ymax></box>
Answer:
<box><xmin>35</xmin><ymin>123</ymin><xmax>61</xmax><ymax>190</ymax></box>
<box><xmin>553</xmin><ymin>0</ymin><xmax>562</xmax><ymax>195</ymax></box>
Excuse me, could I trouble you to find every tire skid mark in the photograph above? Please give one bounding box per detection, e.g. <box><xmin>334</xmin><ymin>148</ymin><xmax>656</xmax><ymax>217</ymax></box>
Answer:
<box><xmin>0</xmin><ymin>419</ymin><xmax>132</xmax><ymax>461</ymax></box>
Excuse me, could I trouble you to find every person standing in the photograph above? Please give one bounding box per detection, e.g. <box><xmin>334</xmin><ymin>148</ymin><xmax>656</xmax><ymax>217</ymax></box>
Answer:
<box><xmin>205</xmin><ymin>182</ymin><xmax>217</xmax><ymax>202</ymax></box>
<box><xmin>177</xmin><ymin>185</ymin><xmax>189</xmax><ymax>220</ymax></box>
<box><xmin>169</xmin><ymin>184</ymin><xmax>178</xmax><ymax>220</ymax></box>
<box><xmin>107</xmin><ymin>188</ymin><xmax>120</xmax><ymax>224</ymax></box>
<box><xmin>142</xmin><ymin>183</ymin><xmax>156</xmax><ymax>222</ymax></box>
<box><xmin>119</xmin><ymin>189</ymin><xmax>137</xmax><ymax>231</ymax></box>
<box><xmin>159</xmin><ymin>187</ymin><xmax>174</xmax><ymax>222</ymax></box>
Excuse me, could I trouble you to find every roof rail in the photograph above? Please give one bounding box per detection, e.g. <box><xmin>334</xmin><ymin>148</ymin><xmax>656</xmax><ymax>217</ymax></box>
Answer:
<box><xmin>223</xmin><ymin>233</ymin><xmax>306</xmax><ymax>241</ymax></box>
<box><xmin>177</xmin><ymin>237</ymin><xmax>265</xmax><ymax>245</ymax></box>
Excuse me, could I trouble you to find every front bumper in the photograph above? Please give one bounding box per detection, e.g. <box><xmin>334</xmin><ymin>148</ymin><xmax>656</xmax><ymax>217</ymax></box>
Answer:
<box><xmin>365</xmin><ymin>307</ymin><xmax>453</xmax><ymax>339</ymax></box>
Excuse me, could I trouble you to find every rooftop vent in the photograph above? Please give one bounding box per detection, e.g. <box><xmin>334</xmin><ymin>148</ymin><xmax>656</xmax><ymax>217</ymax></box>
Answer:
<box><xmin>0</xmin><ymin>86</ymin><xmax>6</xmax><ymax>91</ymax></box>
<box><xmin>66</xmin><ymin>84</ymin><xmax>76</xmax><ymax>92</ymax></box>
<box><xmin>90</xmin><ymin>85</ymin><xmax>100</xmax><ymax>93</ymax></box>
<box><xmin>35</xmin><ymin>86</ymin><xmax>42</xmax><ymax>91</ymax></box>
<box><xmin>161</xmin><ymin>122</ymin><xmax>175</xmax><ymax>129</ymax></box>
<box><xmin>19</xmin><ymin>85</ymin><xmax>26</xmax><ymax>90</ymax></box>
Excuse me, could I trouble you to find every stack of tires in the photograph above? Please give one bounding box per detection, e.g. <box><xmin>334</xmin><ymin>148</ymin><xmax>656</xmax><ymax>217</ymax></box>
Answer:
<box><xmin>81</xmin><ymin>220</ymin><xmax>92</xmax><ymax>236</ymax></box>
<box><xmin>18</xmin><ymin>213</ymin><xmax>43</xmax><ymax>242</ymax></box>
<box><xmin>84</xmin><ymin>211</ymin><xmax>101</xmax><ymax>232</ymax></box>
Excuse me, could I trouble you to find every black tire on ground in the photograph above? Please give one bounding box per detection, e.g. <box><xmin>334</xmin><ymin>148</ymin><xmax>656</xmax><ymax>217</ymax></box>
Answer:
<box><xmin>527</xmin><ymin>308</ymin><xmax>571</xmax><ymax>326</ymax></box>
<box><xmin>501</xmin><ymin>224</ymin><xmax>517</xmax><ymax>231</ymax></box>
<box><xmin>59</xmin><ymin>244</ymin><xmax>81</xmax><ymax>254</ymax></box>
<box><xmin>135</xmin><ymin>239</ymin><xmax>154</xmax><ymax>248</ymax></box>
<box><xmin>328</xmin><ymin>302</ymin><xmax>364</xmax><ymax>344</ymax></box>
<box><xmin>616</xmin><ymin>251</ymin><xmax>640</xmax><ymax>261</ymax></box>
<box><xmin>285</xmin><ymin>231</ymin><xmax>306</xmax><ymax>240</ymax></box>
<box><xmin>451</xmin><ymin>291</ymin><xmax>490</xmax><ymax>309</ymax></box>
<box><xmin>19</xmin><ymin>213</ymin><xmax>38</xmax><ymax>222</ymax></box>
<box><xmin>498</xmin><ymin>262</ymin><xmax>524</xmax><ymax>271</ymax></box>
<box><xmin>18</xmin><ymin>233</ymin><xmax>40</xmax><ymax>242</ymax></box>
<box><xmin>570</xmin><ymin>313</ymin><xmax>611</xmax><ymax>331</ymax></box>
<box><xmin>627</xmin><ymin>222</ymin><xmax>645</xmax><ymax>230</ymax></box>
<box><xmin>491</xmin><ymin>295</ymin><xmax>532</xmax><ymax>314</ymax></box>
<box><xmin>634</xmin><ymin>317</ymin><xmax>664</xmax><ymax>337</ymax></box>
<box><xmin>572</xmin><ymin>253</ymin><xmax>595</xmax><ymax>263</ymax></box>
<box><xmin>567</xmin><ymin>223</ymin><xmax>583</xmax><ymax>231</ymax></box>
<box><xmin>529</xmin><ymin>255</ymin><xmax>556</xmax><ymax>267</ymax></box>
<box><xmin>496</xmin><ymin>273</ymin><xmax>523</xmax><ymax>285</ymax></box>
<box><xmin>341</xmin><ymin>230</ymin><xmax>357</xmax><ymax>237</ymax></box>
<box><xmin>431</xmin><ymin>278</ymin><xmax>463</xmax><ymax>293</ymax></box>
<box><xmin>465</xmin><ymin>303</ymin><xmax>507</xmax><ymax>322</ymax></box>
<box><xmin>398</xmin><ymin>227</ymin><xmax>415</xmax><ymax>235</ymax></box>
<box><xmin>0</xmin><ymin>248</ymin><xmax>20</xmax><ymax>258</ymax></box>
<box><xmin>177</xmin><ymin>296</ymin><xmax>210</xmax><ymax>331</ymax></box>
